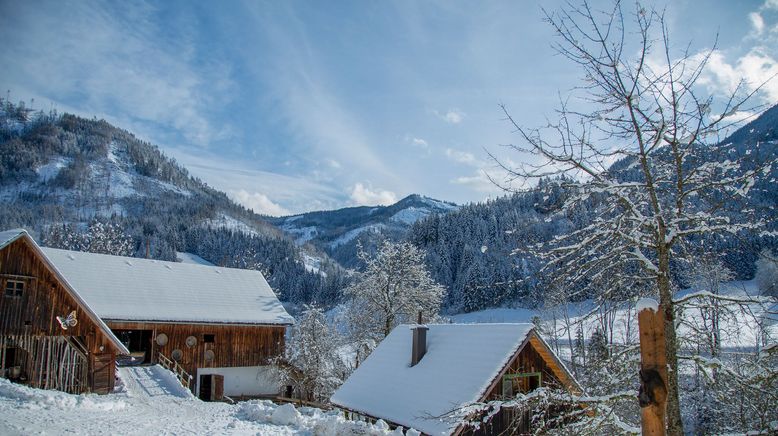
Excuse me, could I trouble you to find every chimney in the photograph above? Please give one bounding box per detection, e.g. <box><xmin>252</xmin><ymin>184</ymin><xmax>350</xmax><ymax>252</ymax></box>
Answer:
<box><xmin>411</xmin><ymin>311</ymin><xmax>428</xmax><ymax>366</ymax></box>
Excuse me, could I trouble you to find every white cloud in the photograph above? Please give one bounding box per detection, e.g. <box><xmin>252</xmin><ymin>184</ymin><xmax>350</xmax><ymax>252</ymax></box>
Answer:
<box><xmin>750</xmin><ymin>12</ymin><xmax>765</xmax><ymax>35</ymax></box>
<box><xmin>325</xmin><ymin>158</ymin><xmax>342</xmax><ymax>169</ymax></box>
<box><xmin>349</xmin><ymin>183</ymin><xmax>398</xmax><ymax>206</ymax></box>
<box><xmin>451</xmin><ymin>170</ymin><xmax>500</xmax><ymax>193</ymax></box>
<box><xmin>228</xmin><ymin>190</ymin><xmax>291</xmax><ymax>216</ymax></box>
<box><xmin>165</xmin><ymin>148</ymin><xmax>347</xmax><ymax>214</ymax></box>
<box><xmin>445</xmin><ymin>148</ymin><xmax>479</xmax><ymax>165</ymax></box>
<box><xmin>764</xmin><ymin>0</ymin><xmax>778</xmax><ymax>10</ymax></box>
<box><xmin>696</xmin><ymin>49</ymin><xmax>778</xmax><ymax>103</ymax></box>
<box><xmin>435</xmin><ymin>109</ymin><xmax>465</xmax><ymax>124</ymax></box>
<box><xmin>411</xmin><ymin>137</ymin><xmax>429</xmax><ymax>148</ymax></box>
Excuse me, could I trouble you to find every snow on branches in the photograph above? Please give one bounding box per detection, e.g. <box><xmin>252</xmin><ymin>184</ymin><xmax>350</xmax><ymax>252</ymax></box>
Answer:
<box><xmin>343</xmin><ymin>240</ymin><xmax>444</xmax><ymax>357</ymax></box>
<box><xmin>491</xmin><ymin>1</ymin><xmax>776</xmax><ymax>433</ymax></box>
<box><xmin>273</xmin><ymin>306</ymin><xmax>345</xmax><ymax>403</ymax></box>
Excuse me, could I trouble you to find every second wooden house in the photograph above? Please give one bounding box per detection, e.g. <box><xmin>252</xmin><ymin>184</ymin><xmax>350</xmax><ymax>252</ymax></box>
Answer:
<box><xmin>331</xmin><ymin>323</ymin><xmax>581</xmax><ymax>435</ymax></box>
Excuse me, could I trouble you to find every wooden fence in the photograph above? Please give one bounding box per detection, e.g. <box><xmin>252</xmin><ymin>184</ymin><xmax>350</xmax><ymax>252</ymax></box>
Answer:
<box><xmin>157</xmin><ymin>351</ymin><xmax>193</xmax><ymax>390</ymax></box>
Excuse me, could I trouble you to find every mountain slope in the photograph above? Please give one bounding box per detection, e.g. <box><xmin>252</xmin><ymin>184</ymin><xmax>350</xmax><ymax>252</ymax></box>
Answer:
<box><xmin>0</xmin><ymin>99</ymin><xmax>345</xmax><ymax>305</ymax></box>
<box><xmin>269</xmin><ymin>194</ymin><xmax>457</xmax><ymax>267</ymax></box>
<box><xmin>408</xmin><ymin>104</ymin><xmax>778</xmax><ymax>312</ymax></box>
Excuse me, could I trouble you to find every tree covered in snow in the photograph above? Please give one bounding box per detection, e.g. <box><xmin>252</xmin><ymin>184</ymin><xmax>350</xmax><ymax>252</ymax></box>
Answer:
<box><xmin>491</xmin><ymin>1</ymin><xmax>776</xmax><ymax>433</ymax></box>
<box><xmin>273</xmin><ymin>306</ymin><xmax>345</xmax><ymax>403</ymax></box>
<box><xmin>43</xmin><ymin>220</ymin><xmax>134</xmax><ymax>256</ymax></box>
<box><xmin>344</xmin><ymin>240</ymin><xmax>444</xmax><ymax>358</ymax></box>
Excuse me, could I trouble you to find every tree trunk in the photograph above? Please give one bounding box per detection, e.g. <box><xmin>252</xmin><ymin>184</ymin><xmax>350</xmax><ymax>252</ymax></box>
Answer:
<box><xmin>657</xmin><ymin>243</ymin><xmax>684</xmax><ymax>435</ymax></box>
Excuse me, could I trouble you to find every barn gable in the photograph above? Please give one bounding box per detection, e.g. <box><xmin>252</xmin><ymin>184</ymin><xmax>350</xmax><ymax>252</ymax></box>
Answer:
<box><xmin>0</xmin><ymin>229</ymin><xmax>129</xmax><ymax>394</ymax></box>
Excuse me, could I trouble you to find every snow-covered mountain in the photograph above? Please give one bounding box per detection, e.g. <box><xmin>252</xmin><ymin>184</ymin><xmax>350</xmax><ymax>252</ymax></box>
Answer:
<box><xmin>0</xmin><ymin>100</ymin><xmax>345</xmax><ymax>305</ymax></box>
<box><xmin>269</xmin><ymin>194</ymin><xmax>458</xmax><ymax>268</ymax></box>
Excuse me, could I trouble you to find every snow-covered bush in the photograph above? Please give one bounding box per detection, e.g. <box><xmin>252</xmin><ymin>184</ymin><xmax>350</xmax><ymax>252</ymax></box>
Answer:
<box><xmin>274</xmin><ymin>306</ymin><xmax>346</xmax><ymax>403</ymax></box>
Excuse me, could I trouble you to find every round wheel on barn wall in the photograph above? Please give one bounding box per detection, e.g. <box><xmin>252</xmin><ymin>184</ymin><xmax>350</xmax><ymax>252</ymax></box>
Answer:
<box><xmin>186</xmin><ymin>336</ymin><xmax>197</xmax><ymax>348</ymax></box>
<box><xmin>204</xmin><ymin>350</ymin><xmax>215</xmax><ymax>361</ymax></box>
<box><xmin>156</xmin><ymin>333</ymin><xmax>168</xmax><ymax>346</ymax></box>
<box><xmin>171</xmin><ymin>349</ymin><xmax>183</xmax><ymax>361</ymax></box>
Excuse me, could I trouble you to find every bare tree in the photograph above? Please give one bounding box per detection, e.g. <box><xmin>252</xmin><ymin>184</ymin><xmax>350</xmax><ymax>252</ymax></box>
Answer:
<box><xmin>492</xmin><ymin>1</ymin><xmax>775</xmax><ymax>433</ymax></box>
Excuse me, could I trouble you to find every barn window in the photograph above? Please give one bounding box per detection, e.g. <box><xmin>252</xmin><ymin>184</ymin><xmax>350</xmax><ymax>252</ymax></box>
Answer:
<box><xmin>502</xmin><ymin>372</ymin><xmax>542</xmax><ymax>397</ymax></box>
<box><xmin>4</xmin><ymin>280</ymin><xmax>24</xmax><ymax>297</ymax></box>
<box><xmin>204</xmin><ymin>334</ymin><xmax>215</xmax><ymax>343</ymax></box>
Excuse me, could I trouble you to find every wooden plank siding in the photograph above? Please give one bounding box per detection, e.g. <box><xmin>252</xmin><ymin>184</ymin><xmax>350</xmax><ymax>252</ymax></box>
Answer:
<box><xmin>458</xmin><ymin>331</ymin><xmax>579</xmax><ymax>436</ymax></box>
<box><xmin>0</xmin><ymin>238</ymin><xmax>120</xmax><ymax>394</ymax></box>
<box><xmin>107</xmin><ymin>320</ymin><xmax>285</xmax><ymax>390</ymax></box>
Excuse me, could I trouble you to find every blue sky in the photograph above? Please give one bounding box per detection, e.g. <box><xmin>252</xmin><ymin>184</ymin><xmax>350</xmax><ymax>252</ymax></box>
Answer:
<box><xmin>1</xmin><ymin>0</ymin><xmax>777</xmax><ymax>215</ymax></box>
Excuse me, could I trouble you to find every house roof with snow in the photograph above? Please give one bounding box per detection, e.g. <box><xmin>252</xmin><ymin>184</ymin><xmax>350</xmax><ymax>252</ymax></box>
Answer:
<box><xmin>39</xmin><ymin>247</ymin><xmax>294</xmax><ymax>326</ymax></box>
<box><xmin>0</xmin><ymin>229</ymin><xmax>131</xmax><ymax>355</ymax></box>
<box><xmin>330</xmin><ymin>323</ymin><xmax>579</xmax><ymax>436</ymax></box>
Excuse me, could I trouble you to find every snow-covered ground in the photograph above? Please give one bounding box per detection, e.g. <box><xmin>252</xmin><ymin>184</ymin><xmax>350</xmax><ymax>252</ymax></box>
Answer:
<box><xmin>302</xmin><ymin>253</ymin><xmax>327</xmax><ymax>277</ymax></box>
<box><xmin>204</xmin><ymin>213</ymin><xmax>261</xmax><ymax>237</ymax></box>
<box><xmin>176</xmin><ymin>251</ymin><xmax>215</xmax><ymax>266</ymax></box>
<box><xmin>329</xmin><ymin>224</ymin><xmax>386</xmax><ymax>249</ymax></box>
<box><xmin>0</xmin><ymin>365</ymin><xmax>403</xmax><ymax>435</ymax></box>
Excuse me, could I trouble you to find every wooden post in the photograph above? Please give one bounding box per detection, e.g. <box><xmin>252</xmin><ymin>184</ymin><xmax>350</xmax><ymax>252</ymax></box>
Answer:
<box><xmin>637</xmin><ymin>298</ymin><xmax>668</xmax><ymax>436</ymax></box>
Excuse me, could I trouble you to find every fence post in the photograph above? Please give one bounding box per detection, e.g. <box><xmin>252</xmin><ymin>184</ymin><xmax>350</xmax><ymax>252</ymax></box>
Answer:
<box><xmin>637</xmin><ymin>298</ymin><xmax>668</xmax><ymax>436</ymax></box>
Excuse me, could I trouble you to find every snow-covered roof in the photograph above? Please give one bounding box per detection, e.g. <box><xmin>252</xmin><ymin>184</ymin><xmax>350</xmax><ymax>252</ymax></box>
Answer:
<box><xmin>0</xmin><ymin>228</ymin><xmax>26</xmax><ymax>250</ymax></box>
<box><xmin>0</xmin><ymin>229</ymin><xmax>130</xmax><ymax>355</ymax></box>
<box><xmin>330</xmin><ymin>323</ymin><xmax>535</xmax><ymax>435</ymax></box>
<box><xmin>41</xmin><ymin>248</ymin><xmax>294</xmax><ymax>326</ymax></box>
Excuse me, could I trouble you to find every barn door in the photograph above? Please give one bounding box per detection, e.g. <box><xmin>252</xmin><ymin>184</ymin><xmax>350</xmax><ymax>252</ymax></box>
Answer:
<box><xmin>90</xmin><ymin>353</ymin><xmax>115</xmax><ymax>394</ymax></box>
<box><xmin>198</xmin><ymin>374</ymin><xmax>224</xmax><ymax>401</ymax></box>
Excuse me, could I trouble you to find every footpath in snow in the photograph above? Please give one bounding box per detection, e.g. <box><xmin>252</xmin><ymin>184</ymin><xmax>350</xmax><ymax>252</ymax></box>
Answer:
<box><xmin>0</xmin><ymin>365</ymin><xmax>407</xmax><ymax>435</ymax></box>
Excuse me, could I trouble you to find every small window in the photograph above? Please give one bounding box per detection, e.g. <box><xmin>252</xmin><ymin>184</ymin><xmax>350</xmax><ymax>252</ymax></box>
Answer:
<box><xmin>4</xmin><ymin>280</ymin><xmax>24</xmax><ymax>297</ymax></box>
<box><xmin>204</xmin><ymin>334</ymin><xmax>215</xmax><ymax>343</ymax></box>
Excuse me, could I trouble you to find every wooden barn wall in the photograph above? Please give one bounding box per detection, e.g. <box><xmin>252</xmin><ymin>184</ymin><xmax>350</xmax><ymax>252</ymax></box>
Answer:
<box><xmin>107</xmin><ymin>321</ymin><xmax>286</xmax><ymax>381</ymax></box>
<box><xmin>0</xmin><ymin>238</ymin><xmax>118</xmax><ymax>393</ymax></box>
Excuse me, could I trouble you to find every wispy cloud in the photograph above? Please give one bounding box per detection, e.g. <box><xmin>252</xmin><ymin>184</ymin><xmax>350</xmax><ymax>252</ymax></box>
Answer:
<box><xmin>165</xmin><ymin>147</ymin><xmax>347</xmax><ymax>214</ymax></box>
<box><xmin>749</xmin><ymin>12</ymin><xmax>765</xmax><ymax>35</ymax></box>
<box><xmin>445</xmin><ymin>148</ymin><xmax>481</xmax><ymax>166</ymax></box>
<box><xmin>0</xmin><ymin>0</ymin><xmax>234</xmax><ymax>147</ymax></box>
<box><xmin>410</xmin><ymin>137</ymin><xmax>429</xmax><ymax>148</ymax></box>
<box><xmin>435</xmin><ymin>109</ymin><xmax>465</xmax><ymax>124</ymax></box>
<box><xmin>451</xmin><ymin>170</ymin><xmax>500</xmax><ymax>193</ymax></box>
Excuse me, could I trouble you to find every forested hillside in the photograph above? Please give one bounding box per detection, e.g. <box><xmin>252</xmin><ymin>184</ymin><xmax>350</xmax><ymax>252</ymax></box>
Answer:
<box><xmin>409</xmin><ymin>105</ymin><xmax>778</xmax><ymax>313</ymax></box>
<box><xmin>0</xmin><ymin>98</ymin><xmax>345</xmax><ymax>305</ymax></box>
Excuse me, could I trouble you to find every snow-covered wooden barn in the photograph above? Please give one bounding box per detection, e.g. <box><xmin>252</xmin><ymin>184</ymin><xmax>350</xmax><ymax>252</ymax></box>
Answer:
<box><xmin>330</xmin><ymin>323</ymin><xmax>580</xmax><ymax>435</ymax></box>
<box><xmin>1</xmin><ymin>228</ymin><xmax>294</xmax><ymax>400</ymax></box>
<box><xmin>0</xmin><ymin>229</ymin><xmax>130</xmax><ymax>395</ymax></box>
